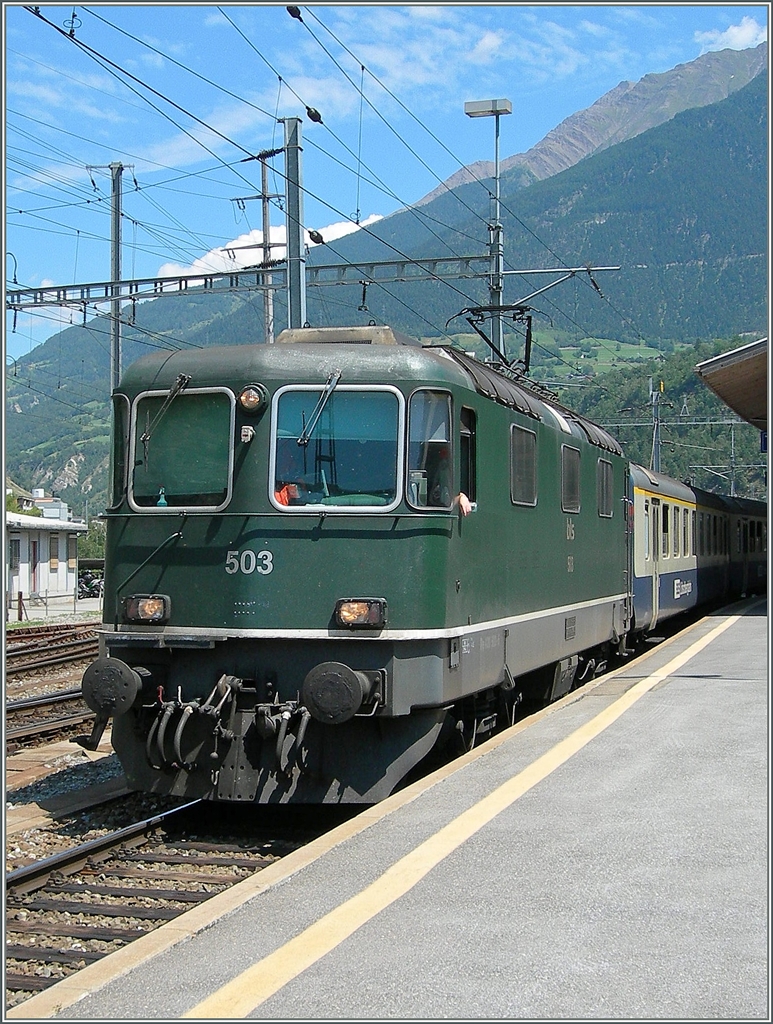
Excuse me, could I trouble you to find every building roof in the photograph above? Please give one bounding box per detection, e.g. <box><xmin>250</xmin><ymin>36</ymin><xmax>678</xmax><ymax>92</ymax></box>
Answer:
<box><xmin>5</xmin><ymin>511</ymin><xmax>88</xmax><ymax>532</ymax></box>
<box><xmin>695</xmin><ymin>338</ymin><xmax>767</xmax><ymax>432</ymax></box>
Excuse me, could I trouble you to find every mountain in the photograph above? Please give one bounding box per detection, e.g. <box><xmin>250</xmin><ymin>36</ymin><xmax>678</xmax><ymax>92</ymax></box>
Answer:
<box><xmin>416</xmin><ymin>43</ymin><xmax>767</xmax><ymax>205</ymax></box>
<box><xmin>5</xmin><ymin>58</ymin><xmax>768</xmax><ymax>518</ymax></box>
<box><xmin>305</xmin><ymin>69</ymin><xmax>767</xmax><ymax>344</ymax></box>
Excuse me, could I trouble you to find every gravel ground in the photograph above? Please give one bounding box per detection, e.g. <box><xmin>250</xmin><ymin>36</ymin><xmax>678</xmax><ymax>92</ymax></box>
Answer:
<box><xmin>6</xmin><ymin>754</ymin><xmax>185</xmax><ymax>873</ymax></box>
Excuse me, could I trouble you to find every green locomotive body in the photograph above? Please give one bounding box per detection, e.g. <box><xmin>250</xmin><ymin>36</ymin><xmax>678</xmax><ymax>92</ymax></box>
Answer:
<box><xmin>82</xmin><ymin>325</ymin><xmax>631</xmax><ymax>803</ymax></box>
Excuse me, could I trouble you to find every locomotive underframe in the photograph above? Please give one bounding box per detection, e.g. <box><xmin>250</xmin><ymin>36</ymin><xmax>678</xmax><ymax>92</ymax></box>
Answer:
<box><xmin>99</xmin><ymin>591</ymin><xmax>629</xmax><ymax>803</ymax></box>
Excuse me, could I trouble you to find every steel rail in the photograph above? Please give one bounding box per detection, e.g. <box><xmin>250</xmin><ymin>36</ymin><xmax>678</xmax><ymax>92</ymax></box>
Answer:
<box><xmin>6</xmin><ymin>800</ymin><xmax>203</xmax><ymax>893</ymax></box>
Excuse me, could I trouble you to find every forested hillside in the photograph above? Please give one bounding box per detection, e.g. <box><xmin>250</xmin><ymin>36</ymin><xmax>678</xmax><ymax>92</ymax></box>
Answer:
<box><xmin>318</xmin><ymin>70</ymin><xmax>767</xmax><ymax>344</ymax></box>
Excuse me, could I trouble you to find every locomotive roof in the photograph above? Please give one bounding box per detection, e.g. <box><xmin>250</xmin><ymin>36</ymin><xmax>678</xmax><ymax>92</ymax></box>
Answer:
<box><xmin>121</xmin><ymin>328</ymin><xmax>622</xmax><ymax>455</ymax></box>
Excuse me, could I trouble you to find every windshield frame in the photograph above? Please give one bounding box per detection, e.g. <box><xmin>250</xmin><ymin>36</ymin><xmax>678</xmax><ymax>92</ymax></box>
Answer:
<box><xmin>127</xmin><ymin>385</ymin><xmax>235</xmax><ymax>513</ymax></box>
<box><xmin>269</xmin><ymin>383</ymin><xmax>405</xmax><ymax>514</ymax></box>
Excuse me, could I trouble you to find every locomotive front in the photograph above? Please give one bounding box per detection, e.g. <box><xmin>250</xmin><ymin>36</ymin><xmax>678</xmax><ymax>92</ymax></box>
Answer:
<box><xmin>78</xmin><ymin>328</ymin><xmax>477</xmax><ymax>803</ymax></box>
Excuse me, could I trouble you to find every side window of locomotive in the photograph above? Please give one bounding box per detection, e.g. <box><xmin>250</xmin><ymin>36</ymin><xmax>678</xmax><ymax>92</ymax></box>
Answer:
<box><xmin>661</xmin><ymin>503</ymin><xmax>670</xmax><ymax>557</ymax></box>
<box><xmin>109</xmin><ymin>393</ymin><xmax>130</xmax><ymax>508</ymax></box>
<box><xmin>511</xmin><ymin>425</ymin><xmax>537</xmax><ymax>506</ymax></box>
<box><xmin>561</xmin><ymin>445</ymin><xmax>580</xmax><ymax>513</ymax></box>
<box><xmin>460</xmin><ymin>407</ymin><xmax>476</xmax><ymax>503</ymax></box>
<box><xmin>131</xmin><ymin>389</ymin><xmax>233</xmax><ymax>509</ymax></box>
<box><xmin>406</xmin><ymin>390</ymin><xmax>453</xmax><ymax>510</ymax></box>
<box><xmin>596</xmin><ymin>459</ymin><xmax>613</xmax><ymax>517</ymax></box>
<box><xmin>274</xmin><ymin>388</ymin><xmax>400</xmax><ymax>509</ymax></box>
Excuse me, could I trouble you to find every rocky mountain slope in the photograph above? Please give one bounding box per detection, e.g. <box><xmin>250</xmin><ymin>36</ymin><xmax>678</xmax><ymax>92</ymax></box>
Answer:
<box><xmin>415</xmin><ymin>42</ymin><xmax>767</xmax><ymax>205</ymax></box>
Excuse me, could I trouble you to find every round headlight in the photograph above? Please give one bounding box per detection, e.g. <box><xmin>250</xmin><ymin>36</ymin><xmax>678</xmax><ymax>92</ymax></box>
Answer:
<box><xmin>239</xmin><ymin>383</ymin><xmax>268</xmax><ymax>412</ymax></box>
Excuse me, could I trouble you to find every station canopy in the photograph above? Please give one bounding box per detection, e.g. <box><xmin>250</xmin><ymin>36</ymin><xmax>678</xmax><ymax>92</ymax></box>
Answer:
<box><xmin>695</xmin><ymin>338</ymin><xmax>767</xmax><ymax>432</ymax></box>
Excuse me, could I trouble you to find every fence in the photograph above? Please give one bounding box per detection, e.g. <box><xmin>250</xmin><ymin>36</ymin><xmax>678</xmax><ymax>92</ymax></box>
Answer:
<box><xmin>5</xmin><ymin>589</ymin><xmax>102</xmax><ymax>622</ymax></box>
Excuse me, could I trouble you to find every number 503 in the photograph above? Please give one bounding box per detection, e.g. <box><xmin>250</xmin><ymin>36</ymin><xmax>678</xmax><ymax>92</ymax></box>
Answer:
<box><xmin>225</xmin><ymin>549</ymin><xmax>274</xmax><ymax>575</ymax></box>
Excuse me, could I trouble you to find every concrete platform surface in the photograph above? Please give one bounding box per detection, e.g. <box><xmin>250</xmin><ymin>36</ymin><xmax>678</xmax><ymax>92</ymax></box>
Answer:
<box><xmin>9</xmin><ymin>598</ymin><xmax>768</xmax><ymax>1021</ymax></box>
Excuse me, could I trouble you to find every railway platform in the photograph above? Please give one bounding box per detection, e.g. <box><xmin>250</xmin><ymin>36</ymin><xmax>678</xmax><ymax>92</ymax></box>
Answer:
<box><xmin>10</xmin><ymin>597</ymin><xmax>768</xmax><ymax>1021</ymax></box>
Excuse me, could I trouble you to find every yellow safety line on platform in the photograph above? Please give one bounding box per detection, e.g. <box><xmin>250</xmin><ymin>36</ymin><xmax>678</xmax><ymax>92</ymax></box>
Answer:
<box><xmin>184</xmin><ymin>610</ymin><xmax>745</xmax><ymax>1019</ymax></box>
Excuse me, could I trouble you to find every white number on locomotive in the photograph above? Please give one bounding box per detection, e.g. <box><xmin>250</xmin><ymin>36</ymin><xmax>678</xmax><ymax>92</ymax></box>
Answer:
<box><xmin>225</xmin><ymin>549</ymin><xmax>274</xmax><ymax>575</ymax></box>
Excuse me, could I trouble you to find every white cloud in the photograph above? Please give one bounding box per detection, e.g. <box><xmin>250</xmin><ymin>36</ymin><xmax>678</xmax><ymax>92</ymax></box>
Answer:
<box><xmin>157</xmin><ymin>215</ymin><xmax>384</xmax><ymax>278</ymax></box>
<box><xmin>695</xmin><ymin>16</ymin><xmax>767</xmax><ymax>52</ymax></box>
<box><xmin>469</xmin><ymin>31</ymin><xmax>504</xmax><ymax>65</ymax></box>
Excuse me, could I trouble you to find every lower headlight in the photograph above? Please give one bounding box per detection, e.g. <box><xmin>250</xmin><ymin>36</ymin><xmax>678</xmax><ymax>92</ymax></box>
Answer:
<box><xmin>123</xmin><ymin>594</ymin><xmax>170</xmax><ymax>623</ymax></box>
<box><xmin>335</xmin><ymin>598</ymin><xmax>387</xmax><ymax>628</ymax></box>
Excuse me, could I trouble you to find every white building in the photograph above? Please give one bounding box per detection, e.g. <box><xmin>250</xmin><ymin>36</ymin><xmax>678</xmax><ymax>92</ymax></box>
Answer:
<box><xmin>5</xmin><ymin>510</ymin><xmax>88</xmax><ymax>609</ymax></box>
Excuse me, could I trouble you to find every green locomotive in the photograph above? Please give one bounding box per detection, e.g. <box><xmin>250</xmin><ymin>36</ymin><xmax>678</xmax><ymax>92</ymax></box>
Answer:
<box><xmin>79</xmin><ymin>325</ymin><xmax>631</xmax><ymax>803</ymax></box>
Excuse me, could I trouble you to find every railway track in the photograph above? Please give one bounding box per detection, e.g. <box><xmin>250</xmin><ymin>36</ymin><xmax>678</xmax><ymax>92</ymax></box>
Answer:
<box><xmin>6</xmin><ymin>627</ymin><xmax>99</xmax><ymax>677</ymax></box>
<box><xmin>6</xmin><ymin>689</ymin><xmax>95</xmax><ymax>751</ymax></box>
<box><xmin>5</xmin><ymin>800</ymin><xmax>325</xmax><ymax>1009</ymax></box>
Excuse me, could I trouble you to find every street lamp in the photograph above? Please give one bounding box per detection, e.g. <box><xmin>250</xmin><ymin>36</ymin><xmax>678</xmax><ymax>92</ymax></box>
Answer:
<box><xmin>464</xmin><ymin>98</ymin><xmax>512</xmax><ymax>357</ymax></box>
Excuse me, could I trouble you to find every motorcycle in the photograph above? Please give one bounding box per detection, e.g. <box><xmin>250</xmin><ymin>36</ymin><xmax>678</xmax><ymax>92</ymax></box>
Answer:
<box><xmin>78</xmin><ymin>570</ymin><xmax>104</xmax><ymax>599</ymax></box>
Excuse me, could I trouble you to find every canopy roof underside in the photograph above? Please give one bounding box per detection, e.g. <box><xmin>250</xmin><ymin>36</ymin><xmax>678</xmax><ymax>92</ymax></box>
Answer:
<box><xmin>695</xmin><ymin>338</ymin><xmax>767</xmax><ymax>432</ymax></box>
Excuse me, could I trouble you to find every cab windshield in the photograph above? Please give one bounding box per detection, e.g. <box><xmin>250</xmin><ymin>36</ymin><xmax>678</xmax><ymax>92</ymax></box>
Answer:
<box><xmin>273</xmin><ymin>387</ymin><xmax>400</xmax><ymax>509</ymax></box>
<box><xmin>131</xmin><ymin>388</ymin><xmax>234</xmax><ymax>509</ymax></box>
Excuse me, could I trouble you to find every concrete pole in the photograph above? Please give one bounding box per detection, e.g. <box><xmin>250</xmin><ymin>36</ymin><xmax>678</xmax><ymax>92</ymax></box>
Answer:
<box><xmin>261</xmin><ymin>159</ymin><xmax>275</xmax><ymax>344</ymax></box>
<box><xmin>109</xmin><ymin>162</ymin><xmax>123</xmax><ymax>392</ymax></box>
<box><xmin>284</xmin><ymin>118</ymin><xmax>306</xmax><ymax>329</ymax></box>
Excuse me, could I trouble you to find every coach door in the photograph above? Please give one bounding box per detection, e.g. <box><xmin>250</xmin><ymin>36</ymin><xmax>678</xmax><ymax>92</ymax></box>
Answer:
<box><xmin>651</xmin><ymin>500</ymin><xmax>660</xmax><ymax>626</ymax></box>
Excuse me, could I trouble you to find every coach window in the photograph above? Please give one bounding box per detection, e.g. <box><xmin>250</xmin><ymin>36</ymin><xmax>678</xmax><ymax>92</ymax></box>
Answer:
<box><xmin>662</xmin><ymin>503</ymin><xmax>670</xmax><ymax>557</ymax></box>
<box><xmin>691</xmin><ymin>511</ymin><xmax>696</xmax><ymax>555</ymax></box>
<box><xmin>673</xmin><ymin>507</ymin><xmax>680</xmax><ymax>557</ymax></box>
<box><xmin>683</xmin><ymin>509</ymin><xmax>689</xmax><ymax>557</ymax></box>
<box><xmin>406</xmin><ymin>390</ymin><xmax>453</xmax><ymax>510</ymax></box>
<box><xmin>643</xmin><ymin>501</ymin><xmax>650</xmax><ymax>560</ymax></box>
<box><xmin>511</xmin><ymin>425</ymin><xmax>537</xmax><ymax>506</ymax></box>
<box><xmin>596</xmin><ymin>459</ymin><xmax>613</xmax><ymax>517</ymax></box>
<box><xmin>561</xmin><ymin>445</ymin><xmax>581</xmax><ymax>513</ymax></box>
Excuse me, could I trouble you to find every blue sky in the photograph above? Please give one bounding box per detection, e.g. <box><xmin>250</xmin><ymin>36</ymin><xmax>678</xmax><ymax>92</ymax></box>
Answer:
<box><xmin>3</xmin><ymin>2</ymin><xmax>768</xmax><ymax>359</ymax></box>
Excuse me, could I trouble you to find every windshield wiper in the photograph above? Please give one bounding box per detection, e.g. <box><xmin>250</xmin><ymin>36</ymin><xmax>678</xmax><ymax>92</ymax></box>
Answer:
<box><xmin>140</xmin><ymin>373</ymin><xmax>191</xmax><ymax>462</ymax></box>
<box><xmin>297</xmin><ymin>369</ymin><xmax>341</xmax><ymax>447</ymax></box>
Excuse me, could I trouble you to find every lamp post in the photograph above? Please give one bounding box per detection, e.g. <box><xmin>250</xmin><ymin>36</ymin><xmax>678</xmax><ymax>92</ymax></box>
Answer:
<box><xmin>464</xmin><ymin>98</ymin><xmax>512</xmax><ymax>357</ymax></box>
